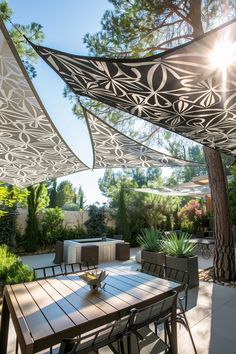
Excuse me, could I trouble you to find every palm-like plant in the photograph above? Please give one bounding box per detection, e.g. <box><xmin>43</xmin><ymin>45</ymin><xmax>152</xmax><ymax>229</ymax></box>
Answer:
<box><xmin>162</xmin><ymin>232</ymin><xmax>196</xmax><ymax>258</ymax></box>
<box><xmin>137</xmin><ymin>228</ymin><xmax>163</xmax><ymax>252</ymax></box>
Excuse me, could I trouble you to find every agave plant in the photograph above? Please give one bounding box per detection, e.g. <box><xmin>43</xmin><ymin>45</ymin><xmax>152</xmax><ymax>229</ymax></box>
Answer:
<box><xmin>162</xmin><ymin>231</ymin><xmax>196</xmax><ymax>258</ymax></box>
<box><xmin>137</xmin><ymin>228</ymin><xmax>163</xmax><ymax>252</ymax></box>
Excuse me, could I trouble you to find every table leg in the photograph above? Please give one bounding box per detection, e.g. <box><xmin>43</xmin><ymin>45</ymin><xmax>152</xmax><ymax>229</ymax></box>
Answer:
<box><xmin>0</xmin><ymin>295</ymin><xmax>10</xmax><ymax>354</ymax></box>
<box><xmin>171</xmin><ymin>297</ymin><xmax>178</xmax><ymax>354</ymax></box>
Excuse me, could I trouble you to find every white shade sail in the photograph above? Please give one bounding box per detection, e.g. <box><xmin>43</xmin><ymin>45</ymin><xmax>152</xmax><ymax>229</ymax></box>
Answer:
<box><xmin>83</xmin><ymin>106</ymin><xmax>201</xmax><ymax>169</ymax></box>
<box><xmin>0</xmin><ymin>20</ymin><xmax>89</xmax><ymax>188</ymax></box>
<box><xmin>33</xmin><ymin>19</ymin><xmax>236</xmax><ymax>156</ymax></box>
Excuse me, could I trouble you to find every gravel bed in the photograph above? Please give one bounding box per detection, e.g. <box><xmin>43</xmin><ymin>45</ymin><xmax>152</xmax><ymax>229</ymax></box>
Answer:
<box><xmin>199</xmin><ymin>267</ymin><xmax>236</xmax><ymax>288</ymax></box>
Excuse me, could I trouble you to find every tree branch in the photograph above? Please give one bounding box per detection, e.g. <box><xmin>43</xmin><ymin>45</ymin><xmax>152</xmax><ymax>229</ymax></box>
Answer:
<box><xmin>164</xmin><ymin>0</ymin><xmax>192</xmax><ymax>25</ymax></box>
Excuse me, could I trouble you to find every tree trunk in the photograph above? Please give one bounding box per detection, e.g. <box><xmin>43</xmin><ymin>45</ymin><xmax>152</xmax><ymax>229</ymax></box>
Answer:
<box><xmin>204</xmin><ymin>146</ymin><xmax>235</xmax><ymax>281</ymax></box>
<box><xmin>189</xmin><ymin>0</ymin><xmax>235</xmax><ymax>281</ymax></box>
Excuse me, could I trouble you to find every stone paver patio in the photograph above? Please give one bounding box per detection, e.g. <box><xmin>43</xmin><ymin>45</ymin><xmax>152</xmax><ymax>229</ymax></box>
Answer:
<box><xmin>2</xmin><ymin>248</ymin><xmax>236</xmax><ymax>354</ymax></box>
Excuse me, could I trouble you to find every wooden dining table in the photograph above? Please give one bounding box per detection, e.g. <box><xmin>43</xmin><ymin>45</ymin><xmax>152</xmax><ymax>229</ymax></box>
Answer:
<box><xmin>0</xmin><ymin>267</ymin><xmax>182</xmax><ymax>354</ymax></box>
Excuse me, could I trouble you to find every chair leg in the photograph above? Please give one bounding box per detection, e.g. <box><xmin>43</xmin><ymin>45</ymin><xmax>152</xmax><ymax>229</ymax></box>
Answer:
<box><xmin>165</xmin><ymin>321</ymin><xmax>176</xmax><ymax>354</ymax></box>
<box><xmin>179</xmin><ymin>311</ymin><xmax>197</xmax><ymax>354</ymax></box>
<box><xmin>119</xmin><ymin>338</ymin><xmax>125</xmax><ymax>354</ymax></box>
<box><xmin>127</xmin><ymin>334</ymin><xmax>132</xmax><ymax>354</ymax></box>
<box><xmin>15</xmin><ymin>339</ymin><xmax>18</xmax><ymax>354</ymax></box>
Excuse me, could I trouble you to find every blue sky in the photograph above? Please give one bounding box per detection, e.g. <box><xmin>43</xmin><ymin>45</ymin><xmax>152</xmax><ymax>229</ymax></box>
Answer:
<box><xmin>7</xmin><ymin>0</ymin><xmax>114</xmax><ymax>204</ymax></box>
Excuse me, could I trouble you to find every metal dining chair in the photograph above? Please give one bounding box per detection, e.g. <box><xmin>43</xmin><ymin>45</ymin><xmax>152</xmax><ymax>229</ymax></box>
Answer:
<box><xmin>140</xmin><ymin>260</ymin><xmax>165</xmax><ymax>278</ymax></box>
<box><xmin>33</xmin><ymin>264</ymin><xmax>64</xmax><ymax>280</ymax></box>
<box><xmin>129</xmin><ymin>292</ymin><xmax>177</xmax><ymax>354</ymax></box>
<box><xmin>58</xmin><ymin>313</ymin><xmax>133</xmax><ymax>354</ymax></box>
<box><xmin>158</xmin><ymin>266</ymin><xmax>197</xmax><ymax>354</ymax></box>
<box><xmin>64</xmin><ymin>261</ymin><xmax>97</xmax><ymax>275</ymax></box>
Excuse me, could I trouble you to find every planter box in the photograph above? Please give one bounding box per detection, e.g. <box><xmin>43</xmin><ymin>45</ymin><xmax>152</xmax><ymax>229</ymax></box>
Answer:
<box><xmin>165</xmin><ymin>255</ymin><xmax>199</xmax><ymax>288</ymax></box>
<box><xmin>141</xmin><ymin>250</ymin><xmax>165</xmax><ymax>266</ymax></box>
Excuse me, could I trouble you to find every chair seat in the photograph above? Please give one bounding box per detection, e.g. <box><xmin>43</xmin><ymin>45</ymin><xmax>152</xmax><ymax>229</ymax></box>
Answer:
<box><xmin>111</xmin><ymin>327</ymin><xmax>168</xmax><ymax>354</ymax></box>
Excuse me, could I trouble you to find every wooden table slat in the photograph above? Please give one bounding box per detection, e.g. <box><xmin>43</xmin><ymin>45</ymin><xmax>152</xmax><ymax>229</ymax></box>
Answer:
<box><xmin>11</xmin><ymin>284</ymin><xmax>54</xmax><ymax>340</ymax></box>
<box><xmin>66</xmin><ymin>274</ymin><xmax>133</xmax><ymax>311</ymax></box>
<box><xmin>45</xmin><ymin>277</ymin><xmax>106</xmax><ymax>320</ymax></box>
<box><xmin>106</xmin><ymin>267</ymin><xmax>179</xmax><ymax>291</ymax></box>
<box><xmin>59</xmin><ymin>275</ymin><xmax>118</xmax><ymax>314</ymax></box>
<box><xmin>25</xmin><ymin>282</ymin><xmax>75</xmax><ymax>333</ymax></box>
<box><xmin>105</xmin><ymin>268</ymin><xmax>168</xmax><ymax>295</ymax></box>
<box><xmin>103</xmin><ymin>273</ymin><xmax>162</xmax><ymax>300</ymax></box>
<box><xmin>0</xmin><ymin>268</ymin><xmax>182</xmax><ymax>354</ymax></box>
<box><xmin>38</xmin><ymin>279</ymin><xmax>88</xmax><ymax>326</ymax></box>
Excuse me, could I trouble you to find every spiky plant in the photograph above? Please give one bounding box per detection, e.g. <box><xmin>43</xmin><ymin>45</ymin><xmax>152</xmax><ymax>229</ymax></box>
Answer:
<box><xmin>162</xmin><ymin>232</ymin><xmax>196</xmax><ymax>258</ymax></box>
<box><xmin>137</xmin><ymin>227</ymin><xmax>163</xmax><ymax>252</ymax></box>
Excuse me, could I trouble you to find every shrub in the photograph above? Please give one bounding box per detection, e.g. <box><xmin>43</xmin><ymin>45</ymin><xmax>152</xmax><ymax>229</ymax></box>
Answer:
<box><xmin>57</xmin><ymin>225</ymin><xmax>87</xmax><ymax>240</ymax></box>
<box><xmin>179</xmin><ymin>200</ymin><xmax>206</xmax><ymax>233</ymax></box>
<box><xmin>6</xmin><ymin>260</ymin><xmax>34</xmax><ymax>284</ymax></box>
<box><xmin>62</xmin><ymin>203</ymin><xmax>80</xmax><ymax>211</ymax></box>
<box><xmin>0</xmin><ymin>245</ymin><xmax>34</xmax><ymax>284</ymax></box>
<box><xmin>162</xmin><ymin>232</ymin><xmax>196</xmax><ymax>258</ymax></box>
<box><xmin>40</xmin><ymin>207</ymin><xmax>64</xmax><ymax>246</ymax></box>
<box><xmin>137</xmin><ymin>228</ymin><xmax>163</xmax><ymax>252</ymax></box>
<box><xmin>85</xmin><ymin>204</ymin><xmax>107</xmax><ymax>237</ymax></box>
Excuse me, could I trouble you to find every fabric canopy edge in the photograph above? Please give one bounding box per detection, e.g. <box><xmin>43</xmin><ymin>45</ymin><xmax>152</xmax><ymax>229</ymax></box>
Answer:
<box><xmin>0</xmin><ymin>18</ymin><xmax>90</xmax><ymax>173</ymax></box>
<box><xmin>81</xmin><ymin>104</ymin><xmax>205</xmax><ymax>167</ymax></box>
<box><xmin>28</xmin><ymin>17</ymin><xmax>236</xmax><ymax>63</ymax></box>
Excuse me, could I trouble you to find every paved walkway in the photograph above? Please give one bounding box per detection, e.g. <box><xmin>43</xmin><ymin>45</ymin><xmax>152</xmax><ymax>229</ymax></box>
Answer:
<box><xmin>3</xmin><ymin>248</ymin><xmax>236</xmax><ymax>354</ymax></box>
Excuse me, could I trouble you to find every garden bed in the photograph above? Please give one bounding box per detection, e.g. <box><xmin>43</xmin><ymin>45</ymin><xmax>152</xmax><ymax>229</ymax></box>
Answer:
<box><xmin>199</xmin><ymin>267</ymin><xmax>236</xmax><ymax>288</ymax></box>
<box><xmin>15</xmin><ymin>246</ymin><xmax>56</xmax><ymax>256</ymax></box>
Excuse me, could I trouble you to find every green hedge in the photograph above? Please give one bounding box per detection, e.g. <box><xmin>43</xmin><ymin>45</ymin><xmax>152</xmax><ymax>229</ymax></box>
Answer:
<box><xmin>0</xmin><ymin>245</ymin><xmax>34</xmax><ymax>284</ymax></box>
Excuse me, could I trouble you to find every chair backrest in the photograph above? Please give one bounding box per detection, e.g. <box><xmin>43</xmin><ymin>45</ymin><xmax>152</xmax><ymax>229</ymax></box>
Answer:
<box><xmin>64</xmin><ymin>262</ymin><xmax>97</xmax><ymax>275</ymax></box>
<box><xmin>164</xmin><ymin>266</ymin><xmax>189</xmax><ymax>311</ymax></box>
<box><xmin>164</xmin><ymin>266</ymin><xmax>189</xmax><ymax>288</ymax></box>
<box><xmin>141</xmin><ymin>261</ymin><xmax>164</xmax><ymax>278</ymax></box>
<box><xmin>131</xmin><ymin>292</ymin><xmax>177</xmax><ymax>329</ymax></box>
<box><xmin>59</xmin><ymin>313</ymin><xmax>132</xmax><ymax>354</ymax></box>
<box><xmin>33</xmin><ymin>264</ymin><xmax>64</xmax><ymax>280</ymax></box>
<box><xmin>64</xmin><ymin>263</ymin><xmax>82</xmax><ymax>275</ymax></box>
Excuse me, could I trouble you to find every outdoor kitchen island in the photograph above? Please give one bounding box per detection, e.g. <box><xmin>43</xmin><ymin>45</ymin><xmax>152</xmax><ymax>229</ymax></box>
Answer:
<box><xmin>64</xmin><ymin>238</ymin><xmax>125</xmax><ymax>263</ymax></box>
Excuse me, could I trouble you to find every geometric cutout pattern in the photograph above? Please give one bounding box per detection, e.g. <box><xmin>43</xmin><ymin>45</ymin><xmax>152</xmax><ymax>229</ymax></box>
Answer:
<box><xmin>0</xmin><ymin>20</ymin><xmax>89</xmax><ymax>188</ymax></box>
<box><xmin>33</xmin><ymin>19</ymin><xmax>236</xmax><ymax>156</ymax></box>
<box><xmin>83</xmin><ymin>107</ymin><xmax>201</xmax><ymax>169</ymax></box>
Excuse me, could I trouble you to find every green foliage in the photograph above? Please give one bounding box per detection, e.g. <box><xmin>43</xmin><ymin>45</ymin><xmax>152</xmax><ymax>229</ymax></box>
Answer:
<box><xmin>0</xmin><ymin>183</ymin><xmax>28</xmax><ymax>217</ymax></box>
<box><xmin>10</xmin><ymin>22</ymin><xmax>44</xmax><ymax>78</ymax></box>
<box><xmin>85</xmin><ymin>204</ymin><xmax>107</xmax><ymax>237</ymax></box>
<box><xmin>57</xmin><ymin>225</ymin><xmax>87</xmax><ymax>241</ymax></box>
<box><xmin>0</xmin><ymin>0</ymin><xmax>13</xmax><ymax>20</ymax></box>
<box><xmin>0</xmin><ymin>245</ymin><xmax>34</xmax><ymax>284</ymax></box>
<box><xmin>76</xmin><ymin>186</ymin><xmax>86</xmax><ymax>209</ymax></box>
<box><xmin>62</xmin><ymin>203</ymin><xmax>80</xmax><ymax>211</ymax></box>
<box><xmin>56</xmin><ymin>180</ymin><xmax>75</xmax><ymax>208</ymax></box>
<box><xmin>137</xmin><ymin>228</ymin><xmax>163</xmax><ymax>252</ymax></box>
<box><xmin>40</xmin><ymin>207</ymin><xmax>64</xmax><ymax>246</ymax></box>
<box><xmin>162</xmin><ymin>232</ymin><xmax>196</xmax><ymax>258</ymax></box>
<box><xmin>179</xmin><ymin>200</ymin><xmax>206</xmax><ymax>233</ymax></box>
<box><xmin>116</xmin><ymin>184</ymin><xmax>130</xmax><ymax>241</ymax></box>
<box><xmin>25</xmin><ymin>183</ymin><xmax>49</xmax><ymax>251</ymax></box>
<box><xmin>47</xmin><ymin>179</ymin><xmax>57</xmax><ymax>208</ymax></box>
<box><xmin>6</xmin><ymin>260</ymin><xmax>34</xmax><ymax>284</ymax></box>
<box><xmin>0</xmin><ymin>184</ymin><xmax>28</xmax><ymax>248</ymax></box>
<box><xmin>0</xmin><ymin>206</ymin><xmax>17</xmax><ymax>248</ymax></box>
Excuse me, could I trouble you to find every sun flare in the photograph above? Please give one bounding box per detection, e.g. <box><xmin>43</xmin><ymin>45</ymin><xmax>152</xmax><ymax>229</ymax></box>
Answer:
<box><xmin>209</xmin><ymin>39</ymin><xmax>236</xmax><ymax>70</ymax></box>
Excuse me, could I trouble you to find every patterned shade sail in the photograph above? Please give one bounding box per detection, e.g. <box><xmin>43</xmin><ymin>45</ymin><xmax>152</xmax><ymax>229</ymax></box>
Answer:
<box><xmin>135</xmin><ymin>185</ymin><xmax>210</xmax><ymax>197</ymax></box>
<box><xmin>83</xmin><ymin>106</ymin><xmax>202</xmax><ymax>169</ymax></box>
<box><xmin>0</xmin><ymin>20</ymin><xmax>89</xmax><ymax>188</ymax></box>
<box><xmin>32</xmin><ymin>19</ymin><xmax>236</xmax><ymax>156</ymax></box>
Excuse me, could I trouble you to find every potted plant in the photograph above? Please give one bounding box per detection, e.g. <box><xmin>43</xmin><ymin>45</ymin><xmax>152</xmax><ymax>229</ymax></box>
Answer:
<box><xmin>162</xmin><ymin>231</ymin><xmax>199</xmax><ymax>288</ymax></box>
<box><xmin>137</xmin><ymin>228</ymin><xmax>165</xmax><ymax>266</ymax></box>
